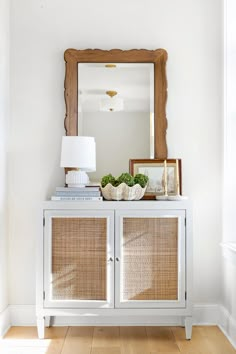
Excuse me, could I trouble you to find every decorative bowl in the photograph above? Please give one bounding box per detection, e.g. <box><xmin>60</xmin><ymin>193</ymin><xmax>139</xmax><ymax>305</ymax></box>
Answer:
<box><xmin>101</xmin><ymin>182</ymin><xmax>147</xmax><ymax>201</ymax></box>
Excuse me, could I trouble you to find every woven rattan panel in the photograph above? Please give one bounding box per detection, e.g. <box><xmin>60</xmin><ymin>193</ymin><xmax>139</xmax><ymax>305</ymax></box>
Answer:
<box><xmin>122</xmin><ymin>217</ymin><xmax>178</xmax><ymax>301</ymax></box>
<box><xmin>51</xmin><ymin>217</ymin><xmax>107</xmax><ymax>300</ymax></box>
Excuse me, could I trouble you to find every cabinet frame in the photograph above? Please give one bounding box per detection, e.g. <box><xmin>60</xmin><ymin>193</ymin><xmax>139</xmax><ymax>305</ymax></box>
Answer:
<box><xmin>37</xmin><ymin>200</ymin><xmax>192</xmax><ymax>340</ymax></box>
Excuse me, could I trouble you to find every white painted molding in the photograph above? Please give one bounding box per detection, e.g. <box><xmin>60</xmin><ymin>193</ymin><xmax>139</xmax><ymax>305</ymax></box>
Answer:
<box><xmin>0</xmin><ymin>306</ymin><xmax>11</xmax><ymax>338</ymax></box>
<box><xmin>219</xmin><ymin>305</ymin><xmax>236</xmax><ymax>349</ymax></box>
<box><xmin>221</xmin><ymin>242</ymin><xmax>236</xmax><ymax>265</ymax></box>
<box><xmin>9</xmin><ymin>305</ymin><xmax>36</xmax><ymax>326</ymax></box>
<box><xmin>5</xmin><ymin>303</ymin><xmax>236</xmax><ymax>349</ymax></box>
<box><xmin>193</xmin><ymin>303</ymin><xmax>220</xmax><ymax>324</ymax></box>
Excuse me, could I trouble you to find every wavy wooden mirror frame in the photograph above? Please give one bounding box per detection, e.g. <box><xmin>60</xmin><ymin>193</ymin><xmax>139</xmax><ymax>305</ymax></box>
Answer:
<box><xmin>64</xmin><ymin>48</ymin><xmax>168</xmax><ymax>158</ymax></box>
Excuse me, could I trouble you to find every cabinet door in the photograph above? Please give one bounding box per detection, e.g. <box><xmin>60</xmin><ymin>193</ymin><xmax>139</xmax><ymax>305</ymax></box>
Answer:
<box><xmin>44</xmin><ymin>210</ymin><xmax>114</xmax><ymax>308</ymax></box>
<box><xmin>115</xmin><ymin>210</ymin><xmax>186</xmax><ymax>308</ymax></box>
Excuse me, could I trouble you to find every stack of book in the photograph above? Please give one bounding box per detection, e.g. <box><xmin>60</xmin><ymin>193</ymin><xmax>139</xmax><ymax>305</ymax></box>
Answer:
<box><xmin>51</xmin><ymin>186</ymin><xmax>103</xmax><ymax>201</ymax></box>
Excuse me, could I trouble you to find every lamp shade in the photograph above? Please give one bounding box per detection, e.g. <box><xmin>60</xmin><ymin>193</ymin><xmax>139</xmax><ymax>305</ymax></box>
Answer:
<box><xmin>60</xmin><ymin>136</ymin><xmax>96</xmax><ymax>172</ymax></box>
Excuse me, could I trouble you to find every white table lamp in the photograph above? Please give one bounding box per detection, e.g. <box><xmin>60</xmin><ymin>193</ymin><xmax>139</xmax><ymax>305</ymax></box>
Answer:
<box><xmin>60</xmin><ymin>136</ymin><xmax>96</xmax><ymax>187</ymax></box>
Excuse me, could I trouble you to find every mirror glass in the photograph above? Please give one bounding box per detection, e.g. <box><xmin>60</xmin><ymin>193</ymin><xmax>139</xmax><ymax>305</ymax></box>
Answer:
<box><xmin>78</xmin><ymin>63</ymin><xmax>154</xmax><ymax>182</ymax></box>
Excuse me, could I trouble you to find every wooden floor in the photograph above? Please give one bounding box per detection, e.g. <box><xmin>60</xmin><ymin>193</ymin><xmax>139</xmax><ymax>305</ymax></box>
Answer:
<box><xmin>0</xmin><ymin>326</ymin><xmax>235</xmax><ymax>354</ymax></box>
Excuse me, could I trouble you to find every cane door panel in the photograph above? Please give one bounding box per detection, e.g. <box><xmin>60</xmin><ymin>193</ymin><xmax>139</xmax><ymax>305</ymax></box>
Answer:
<box><xmin>44</xmin><ymin>210</ymin><xmax>114</xmax><ymax>308</ymax></box>
<box><xmin>115</xmin><ymin>210</ymin><xmax>186</xmax><ymax>308</ymax></box>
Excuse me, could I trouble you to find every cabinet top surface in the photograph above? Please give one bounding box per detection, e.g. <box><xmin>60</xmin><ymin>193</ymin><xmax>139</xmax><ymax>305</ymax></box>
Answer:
<box><xmin>43</xmin><ymin>200</ymin><xmax>190</xmax><ymax>210</ymax></box>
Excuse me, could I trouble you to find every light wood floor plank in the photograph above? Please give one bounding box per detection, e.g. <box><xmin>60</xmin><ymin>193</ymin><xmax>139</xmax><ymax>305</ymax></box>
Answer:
<box><xmin>146</xmin><ymin>326</ymin><xmax>180</xmax><ymax>352</ymax></box>
<box><xmin>204</xmin><ymin>331</ymin><xmax>236</xmax><ymax>353</ymax></box>
<box><xmin>4</xmin><ymin>326</ymin><xmax>39</xmax><ymax>339</ymax></box>
<box><xmin>171</xmin><ymin>326</ymin><xmax>213</xmax><ymax>353</ymax></box>
<box><xmin>205</xmin><ymin>340</ymin><xmax>236</xmax><ymax>354</ymax></box>
<box><xmin>0</xmin><ymin>347</ymin><xmax>51</xmax><ymax>353</ymax></box>
<box><xmin>120</xmin><ymin>326</ymin><xmax>149</xmax><ymax>354</ymax></box>
<box><xmin>1</xmin><ymin>326</ymin><xmax>68</xmax><ymax>354</ymax></box>
<box><xmin>92</xmin><ymin>326</ymin><xmax>120</xmax><ymax>348</ymax></box>
<box><xmin>1</xmin><ymin>325</ymin><xmax>235</xmax><ymax>354</ymax></box>
<box><xmin>197</xmin><ymin>325</ymin><xmax>223</xmax><ymax>338</ymax></box>
<box><xmin>91</xmin><ymin>348</ymin><xmax>121</xmax><ymax>354</ymax></box>
<box><xmin>150</xmin><ymin>352</ymin><xmax>192</xmax><ymax>354</ymax></box>
<box><xmin>61</xmin><ymin>326</ymin><xmax>94</xmax><ymax>354</ymax></box>
<box><xmin>197</xmin><ymin>325</ymin><xmax>236</xmax><ymax>353</ymax></box>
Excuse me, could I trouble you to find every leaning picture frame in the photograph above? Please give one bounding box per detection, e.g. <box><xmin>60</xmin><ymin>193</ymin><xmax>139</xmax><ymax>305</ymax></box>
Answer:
<box><xmin>129</xmin><ymin>159</ymin><xmax>182</xmax><ymax>200</ymax></box>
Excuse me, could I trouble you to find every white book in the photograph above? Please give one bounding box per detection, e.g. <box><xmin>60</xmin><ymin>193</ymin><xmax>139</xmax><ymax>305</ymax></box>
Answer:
<box><xmin>56</xmin><ymin>186</ymin><xmax>100</xmax><ymax>192</ymax></box>
<box><xmin>55</xmin><ymin>191</ymin><xmax>101</xmax><ymax>197</ymax></box>
<box><xmin>51</xmin><ymin>196</ymin><xmax>103</xmax><ymax>201</ymax></box>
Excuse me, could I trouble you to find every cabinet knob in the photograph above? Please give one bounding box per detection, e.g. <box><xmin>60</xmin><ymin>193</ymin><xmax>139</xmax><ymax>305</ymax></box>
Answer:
<box><xmin>116</xmin><ymin>257</ymin><xmax>120</xmax><ymax>262</ymax></box>
<box><xmin>108</xmin><ymin>257</ymin><xmax>114</xmax><ymax>262</ymax></box>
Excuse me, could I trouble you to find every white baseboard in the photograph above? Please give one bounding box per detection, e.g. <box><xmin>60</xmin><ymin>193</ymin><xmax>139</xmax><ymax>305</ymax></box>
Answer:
<box><xmin>193</xmin><ymin>303</ymin><xmax>220</xmax><ymax>324</ymax></box>
<box><xmin>5</xmin><ymin>303</ymin><xmax>236</xmax><ymax>348</ymax></box>
<box><xmin>9</xmin><ymin>305</ymin><xmax>36</xmax><ymax>326</ymax></box>
<box><xmin>219</xmin><ymin>305</ymin><xmax>236</xmax><ymax>349</ymax></box>
<box><xmin>0</xmin><ymin>306</ymin><xmax>11</xmax><ymax>338</ymax></box>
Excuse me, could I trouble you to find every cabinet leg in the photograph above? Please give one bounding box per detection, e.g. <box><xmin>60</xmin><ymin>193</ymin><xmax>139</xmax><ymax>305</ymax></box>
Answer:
<box><xmin>37</xmin><ymin>316</ymin><xmax>45</xmax><ymax>339</ymax></box>
<box><xmin>185</xmin><ymin>316</ymin><xmax>192</xmax><ymax>340</ymax></box>
<box><xmin>45</xmin><ymin>316</ymin><xmax>51</xmax><ymax>328</ymax></box>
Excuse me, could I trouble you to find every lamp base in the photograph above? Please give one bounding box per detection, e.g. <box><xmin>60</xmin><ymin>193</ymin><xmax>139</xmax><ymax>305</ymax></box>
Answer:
<box><xmin>66</xmin><ymin>170</ymin><xmax>90</xmax><ymax>188</ymax></box>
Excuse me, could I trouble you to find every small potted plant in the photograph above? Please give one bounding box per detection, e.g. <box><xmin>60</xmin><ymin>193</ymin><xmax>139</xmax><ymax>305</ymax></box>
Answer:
<box><xmin>101</xmin><ymin>173</ymin><xmax>148</xmax><ymax>200</ymax></box>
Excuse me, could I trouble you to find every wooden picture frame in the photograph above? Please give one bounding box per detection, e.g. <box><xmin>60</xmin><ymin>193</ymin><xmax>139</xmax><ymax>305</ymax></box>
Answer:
<box><xmin>129</xmin><ymin>159</ymin><xmax>182</xmax><ymax>200</ymax></box>
<box><xmin>64</xmin><ymin>48</ymin><xmax>168</xmax><ymax>159</ymax></box>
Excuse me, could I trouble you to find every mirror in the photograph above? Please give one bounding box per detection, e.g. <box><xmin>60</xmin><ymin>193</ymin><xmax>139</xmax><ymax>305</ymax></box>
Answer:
<box><xmin>64</xmin><ymin>49</ymin><xmax>168</xmax><ymax>180</ymax></box>
<box><xmin>78</xmin><ymin>63</ymin><xmax>154</xmax><ymax>181</ymax></box>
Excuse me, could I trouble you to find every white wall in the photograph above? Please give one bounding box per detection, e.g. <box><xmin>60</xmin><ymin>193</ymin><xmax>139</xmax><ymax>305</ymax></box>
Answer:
<box><xmin>221</xmin><ymin>0</ymin><xmax>236</xmax><ymax>346</ymax></box>
<box><xmin>0</xmin><ymin>0</ymin><xmax>9</xmax><ymax>316</ymax></box>
<box><xmin>223</xmin><ymin>0</ymin><xmax>236</xmax><ymax>242</ymax></box>
<box><xmin>9</xmin><ymin>0</ymin><xmax>222</xmax><ymax>306</ymax></box>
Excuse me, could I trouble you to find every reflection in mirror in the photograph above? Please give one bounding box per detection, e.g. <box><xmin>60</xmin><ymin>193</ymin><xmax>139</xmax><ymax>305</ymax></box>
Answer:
<box><xmin>78</xmin><ymin>63</ymin><xmax>154</xmax><ymax>182</ymax></box>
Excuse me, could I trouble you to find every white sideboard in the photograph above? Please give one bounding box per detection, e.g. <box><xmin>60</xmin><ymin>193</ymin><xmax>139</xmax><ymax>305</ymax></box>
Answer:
<box><xmin>37</xmin><ymin>200</ymin><xmax>192</xmax><ymax>339</ymax></box>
